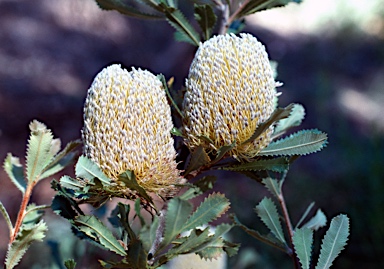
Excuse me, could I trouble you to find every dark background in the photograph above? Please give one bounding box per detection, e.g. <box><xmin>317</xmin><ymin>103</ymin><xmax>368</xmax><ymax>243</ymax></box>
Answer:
<box><xmin>0</xmin><ymin>0</ymin><xmax>383</xmax><ymax>268</ymax></box>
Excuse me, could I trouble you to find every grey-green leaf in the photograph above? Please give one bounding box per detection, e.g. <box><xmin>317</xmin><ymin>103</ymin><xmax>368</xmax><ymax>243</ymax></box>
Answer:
<box><xmin>293</xmin><ymin>227</ymin><xmax>313</xmax><ymax>269</ymax></box>
<box><xmin>95</xmin><ymin>0</ymin><xmax>164</xmax><ymax>19</ymax></box>
<box><xmin>26</xmin><ymin>120</ymin><xmax>54</xmax><ymax>183</ymax></box>
<box><xmin>238</xmin><ymin>0</ymin><xmax>302</xmax><ymax>18</ymax></box>
<box><xmin>75</xmin><ymin>156</ymin><xmax>110</xmax><ymax>185</ymax></box>
<box><xmin>255</xmin><ymin>197</ymin><xmax>286</xmax><ymax>245</ymax></box>
<box><xmin>118</xmin><ymin>170</ymin><xmax>153</xmax><ymax>204</ymax></box>
<box><xmin>3</xmin><ymin>153</ymin><xmax>26</xmax><ymax>193</ymax></box>
<box><xmin>262</xmin><ymin>177</ymin><xmax>281</xmax><ymax>198</ymax></box>
<box><xmin>260</xmin><ymin>129</ymin><xmax>328</xmax><ymax>156</ymax></box>
<box><xmin>184</xmin><ymin>146</ymin><xmax>210</xmax><ymax>175</ymax></box>
<box><xmin>0</xmin><ymin>201</ymin><xmax>13</xmax><ymax>234</ymax></box>
<box><xmin>303</xmin><ymin>209</ymin><xmax>327</xmax><ymax>231</ymax></box>
<box><xmin>221</xmin><ymin>157</ymin><xmax>289</xmax><ymax>173</ymax></box>
<box><xmin>273</xmin><ymin>103</ymin><xmax>305</xmax><ymax>137</ymax></box>
<box><xmin>315</xmin><ymin>214</ymin><xmax>350</xmax><ymax>269</ymax></box>
<box><xmin>295</xmin><ymin>202</ymin><xmax>315</xmax><ymax>229</ymax></box>
<box><xmin>194</xmin><ymin>4</ymin><xmax>217</xmax><ymax>40</ymax></box>
<box><xmin>163</xmin><ymin>197</ymin><xmax>194</xmax><ymax>247</ymax></box>
<box><xmin>74</xmin><ymin>215</ymin><xmax>127</xmax><ymax>256</ymax></box>
<box><xmin>5</xmin><ymin>220</ymin><xmax>48</xmax><ymax>269</ymax></box>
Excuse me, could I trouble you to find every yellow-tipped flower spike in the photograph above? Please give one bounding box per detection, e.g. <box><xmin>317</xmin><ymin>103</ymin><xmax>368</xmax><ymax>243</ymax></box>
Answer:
<box><xmin>183</xmin><ymin>33</ymin><xmax>279</xmax><ymax>159</ymax></box>
<box><xmin>83</xmin><ymin>64</ymin><xmax>181</xmax><ymax>197</ymax></box>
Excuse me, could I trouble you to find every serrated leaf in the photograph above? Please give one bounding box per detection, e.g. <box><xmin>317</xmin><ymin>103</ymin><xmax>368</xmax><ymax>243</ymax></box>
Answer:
<box><xmin>273</xmin><ymin>103</ymin><xmax>306</xmax><ymax>137</ymax></box>
<box><xmin>241</xmin><ymin>104</ymin><xmax>294</xmax><ymax>145</ymax></box>
<box><xmin>3</xmin><ymin>153</ymin><xmax>26</xmax><ymax>193</ymax></box>
<box><xmin>164</xmin><ymin>7</ymin><xmax>200</xmax><ymax>46</ymax></box>
<box><xmin>163</xmin><ymin>197</ymin><xmax>194</xmax><ymax>246</ymax></box>
<box><xmin>75</xmin><ymin>156</ymin><xmax>111</xmax><ymax>185</ymax></box>
<box><xmin>74</xmin><ymin>215</ymin><xmax>127</xmax><ymax>256</ymax></box>
<box><xmin>303</xmin><ymin>209</ymin><xmax>327</xmax><ymax>231</ymax></box>
<box><xmin>315</xmin><ymin>215</ymin><xmax>350</xmax><ymax>269</ymax></box>
<box><xmin>293</xmin><ymin>227</ymin><xmax>313</xmax><ymax>269</ymax></box>
<box><xmin>118</xmin><ymin>170</ymin><xmax>153</xmax><ymax>204</ymax></box>
<box><xmin>221</xmin><ymin>157</ymin><xmax>289</xmax><ymax>173</ymax></box>
<box><xmin>40</xmin><ymin>140</ymin><xmax>81</xmax><ymax>180</ymax></box>
<box><xmin>64</xmin><ymin>259</ymin><xmax>77</xmax><ymax>269</ymax></box>
<box><xmin>260</xmin><ymin>129</ymin><xmax>328</xmax><ymax>156</ymax></box>
<box><xmin>184</xmin><ymin>146</ymin><xmax>210</xmax><ymax>175</ymax></box>
<box><xmin>183</xmin><ymin>193</ymin><xmax>230</xmax><ymax>231</ymax></box>
<box><xmin>295</xmin><ymin>202</ymin><xmax>315</xmax><ymax>229</ymax></box>
<box><xmin>194</xmin><ymin>4</ymin><xmax>217</xmax><ymax>40</ymax></box>
<box><xmin>178</xmin><ymin>175</ymin><xmax>216</xmax><ymax>200</ymax></box>
<box><xmin>255</xmin><ymin>197</ymin><xmax>286</xmax><ymax>245</ymax></box>
<box><xmin>51</xmin><ymin>195</ymin><xmax>78</xmax><ymax>220</ymax></box>
<box><xmin>95</xmin><ymin>0</ymin><xmax>164</xmax><ymax>19</ymax></box>
<box><xmin>5</xmin><ymin>220</ymin><xmax>48</xmax><ymax>269</ymax></box>
<box><xmin>237</xmin><ymin>0</ymin><xmax>302</xmax><ymax>18</ymax></box>
<box><xmin>212</xmin><ymin>142</ymin><xmax>236</xmax><ymax>164</ymax></box>
<box><xmin>59</xmin><ymin>175</ymin><xmax>84</xmax><ymax>191</ymax></box>
<box><xmin>262</xmin><ymin>177</ymin><xmax>281</xmax><ymax>197</ymax></box>
<box><xmin>0</xmin><ymin>201</ymin><xmax>13</xmax><ymax>234</ymax></box>
<box><xmin>26</xmin><ymin>120</ymin><xmax>54</xmax><ymax>183</ymax></box>
<box><xmin>168</xmin><ymin>227</ymin><xmax>212</xmax><ymax>256</ymax></box>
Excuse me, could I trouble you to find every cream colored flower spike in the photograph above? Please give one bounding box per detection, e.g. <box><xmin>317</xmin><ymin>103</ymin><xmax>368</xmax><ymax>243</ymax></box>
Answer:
<box><xmin>183</xmin><ymin>33</ymin><xmax>277</xmax><ymax>159</ymax></box>
<box><xmin>83</xmin><ymin>64</ymin><xmax>180</xmax><ymax>195</ymax></box>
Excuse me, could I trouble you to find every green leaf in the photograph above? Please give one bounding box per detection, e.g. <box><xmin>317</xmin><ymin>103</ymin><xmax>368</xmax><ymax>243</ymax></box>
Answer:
<box><xmin>315</xmin><ymin>215</ymin><xmax>350</xmax><ymax>269</ymax></box>
<box><xmin>260</xmin><ymin>129</ymin><xmax>328</xmax><ymax>156</ymax></box>
<box><xmin>179</xmin><ymin>175</ymin><xmax>217</xmax><ymax>200</ymax></box>
<box><xmin>163</xmin><ymin>7</ymin><xmax>200</xmax><ymax>46</ymax></box>
<box><xmin>221</xmin><ymin>157</ymin><xmax>289</xmax><ymax>173</ymax></box>
<box><xmin>0</xmin><ymin>201</ymin><xmax>13</xmax><ymax>234</ymax></box>
<box><xmin>184</xmin><ymin>146</ymin><xmax>210</xmax><ymax>175</ymax></box>
<box><xmin>303</xmin><ymin>209</ymin><xmax>327</xmax><ymax>231</ymax></box>
<box><xmin>126</xmin><ymin>238</ymin><xmax>147</xmax><ymax>269</ymax></box>
<box><xmin>134</xmin><ymin>198</ymin><xmax>146</xmax><ymax>227</ymax></box>
<box><xmin>3</xmin><ymin>153</ymin><xmax>26</xmax><ymax>193</ymax></box>
<box><xmin>241</xmin><ymin>104</ymin><xmax>294</xmax><ymax>145</ymax></box>
<box><xmin>168</xmin><ymin>227</ymin><xmax>212</xmax><ymax>255</ymax></box>
<box><xmin>262</xmin><ymin>177</ymin><xmax>281</xmax><ymax>198</ymax></box>
<box><xmin>64</xmin><ymin>259</ymin><xmax>77</xmax><ymax>269</ymax></box>
<box><xmin>59</xmin><ymin>175</ymin><xmax>85</xmax><ymax>191</ymax></box>
<box><xmin>158</xmin><ymin>74</ymin><xmax>184</xmax><ymax>119</ymax></box>
<box><xmin>293</xmin><ymin>227</ymin><xmax>313</xmax><ymax>269</ymax></box>
<box><xmin>212</xmin><ymin>142</ymin><xmax>236</xmax><ymax>164</ymax></box>
<box><xmin>95</xmin><ymin>0</ymin><xmax>164</xmax><ymax>19</ymax></box>
<box><xmin>237</xmin><ymin>0</ymin><xmax>302</xmax><ymax>18</ymax></box>
<box><xmin>194</xmin><ymin>4</ymin><xmax>217</xmax><ymax>40</ymax></box>
<box><xmin>163</xmin><ymin>197</ymin><xmax>194</xmax><ymax>246</ymax></box>
<box><xmin>26</xmin><ymin>120</ymin><xmax>54</xmax><ymax>183</ymax></box>
<box><xmin>273</xmin><ymin>104</ymin><xmax>305</xmax><ymax>138</ymax></box>
<box><xmin>5</xmin><ymin>220</ymin><xmax>48</xmax><ymax>269</ymax></box>
<box><xmin>255</xmin><ymin>197</ymin><xmax>286</xmax><ymax>245</ymax></box>
<box><xmin>118</xmin><ymin>170</ymin><xmax>153</xmax><ymax>204</ymax></box>
<box><xmin>75</xmin><ymin>156</ymin><xmax>111</xmax><ymax>185</ymax></box>
<box><xmin>295</xmin><ymin>202</ymin><xmax>315</xmax><ymax>229</ymax></box>
<box><xmin>74</xmin><ymin>215</ymin><xmax>127</xmax><ymax>256</ymax></box>
<box><xmin>171</xmin><ymin>127</ymin><xmax>184</xmax><ymax>137</ymax></box>
<box><xmin>183</xmin><ymin>193</ymin><xmax>230</xmax><ymax>231</ymax></box>
<box><xmin>40</xmin><ymin>140</ymin><xmax>81</xmax><ymax>180</ymax></box>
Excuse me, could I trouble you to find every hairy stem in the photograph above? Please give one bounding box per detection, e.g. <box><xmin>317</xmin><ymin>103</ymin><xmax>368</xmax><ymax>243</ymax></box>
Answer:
<box><xmin>9</xmin><ymin>182</ymin><xmax>35</xmax><ymax>243</ymax></box>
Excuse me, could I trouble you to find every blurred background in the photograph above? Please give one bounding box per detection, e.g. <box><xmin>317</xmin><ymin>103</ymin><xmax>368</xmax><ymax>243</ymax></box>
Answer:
<box><xmin>0</xmin><ymin>0</ymin><xmax>383</xmax><ymax>268</ymax></box>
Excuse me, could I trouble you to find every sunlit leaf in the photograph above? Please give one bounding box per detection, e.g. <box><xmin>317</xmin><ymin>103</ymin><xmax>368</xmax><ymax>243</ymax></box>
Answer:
<box><xmin>3</xmin><ymin>153</ymin><xmax>26</xmax><ymax>193</ymax></box>
<box><xmin>255</xmin><ymin>197</ymin><xmax>286</xmax><ymax>244</ymax></box>
<box><xmin>75</xmin><ymin>156</ymin><xmax>110</xmax><ymax>185</ymax></box>
<box><xmin>293</xmin><ymin>227</ymin><xmax>313</xmax><ymax>269</ymax></box>
<box><xmin>260</xmin><ymin>129</ymin><xmax>328</xmax><ymax>156</ymax></box>
<box><xmin>74</xmin><ymin>215</ymin><xmax>127</xmax><ymax>256</ymax></box>
<box><xmin>315</xmin><ymin>215</ymin><xmax>350</xmax><ymax>269</ymax></box>
<box><xmin>237</xmin><ymin>0</ymin><xmax>302</xmax><ymax>18</ymax></box>
<box><xmin>5</xmin><ymin>220</ymin><xmax>48</xmax><ymax>269</ymax></box>
<box><xmin>303</xmin><ymin>209</ymin><xmax>327</xmax><ymax>231</ymax></box>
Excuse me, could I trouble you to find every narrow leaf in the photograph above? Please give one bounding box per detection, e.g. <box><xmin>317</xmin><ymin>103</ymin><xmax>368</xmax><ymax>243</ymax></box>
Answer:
<box><xmin>95</xmin><ymin>0</ymin><xmax>164</xmax><ymax>19</ymax></box>
<box><xmin>273</xmin><ymin>103</ymin><xmax>306</xmax><ymax>137</ymax></box>
<box><xmin>241</xmin><ymin>104</ymin><xmax>294</xmax><ymax>145</ymax></box>
<box><xmin>194</xmin><ymin>4</ymin><xmax>217</xmax><ymax>40</ymax></box>
<box><xmin>260</xmin><ymin>129</ymin><xmax>328</xmax><ymax>156</ymax></box>
<box><xmin>60</xmin><ymin>175</ymin><xmax>84</xmax><ymax>191</ymax></box>
<box><xmin>118</xmin><ymin>170</ymin><xmax>153</xmax><ymax>204</ymax></box>
<box><xmin>5</xmin><ymin>221</ymin><xmax>48</xmax><ymax>269</ymax></box>
<box><xmin>238</xmin><ymin>0</ymin><xmax>302</xmax><ymax>18</ymax></box>
<box><xmin>168</xmin><ymin>227</ymin><xmax>211</xmax><ymax>255</ymax></box>
<box><xmin>64</xmin><ymin>259</ymin><xmax>77</xmax><ymax>269</ymax></box>
<box><xmin>75</xmin><ymin>156</ymin><xmax>111</xmax><ymax>185</ymax></box>
<box><xmin>184</xmin><ymin>146</ymin><xmax>210</xmax><ymax>175</ymax></box>
<box><xmin>179</xmin><ymin>175</ymin><xmax>216</xmax><ymax>200</ymax></box>
<box><xmin>221</xmin><ymin>157</ymin><xmax>289</xmax><ymax>173</ymax></box>
<box><xmin>74</xmin><ymin>215</ymin><xmax>127</xmax><ymax>256</ymax></box>
<box><xmin>183</xmin><ymin>193</ymin><xmax>230</xmax><ymax>231</ymax></box>
<box><xmin>262</xmin><ymin>177</ymin><xmax>281</xmax><ymax>198</ymax></box>
<box><xmin>303</xmin><ymin>209</ymin><xmax>327</xmax><ymax>231</ymax></box>
<box><xmin>293</xmin><ymin>227</ymin><xmax>313</xmax><ymax>269</ymax></box>
<box><xmin>212</xmin><ymin>142</ymin><xmax>236</xmax><ymax>164</ymax></box>
<box><xmin>0</xmin><ymin>201</ymin><xmax>13</xmax><ymax>234</ymax></box>
<box><xmin>255</xmin><ymin>197</ymin><xmax>286</xmax><ymax>244</ymax></box>
<box><xmin>158</xmin><ymin>74</ymin><xmax>184</xmax><ymax>119</ymax></box>
<box><xmin>26</xmin><ymin>120</ymin><xmax>54</xmax><ymax>183</ymax></box>
<box><xmin>315</xmin><ymin>215</ymin><xmax>350</xmax><ymax>269</ymax></box>
<box><xmin>295</xmin><ymin>202</ymin><xmax>315</xmax><ymax>229</ymax></box>
<box><xmin>3</xmin><ymin>153</ymin><xmax>26</xmax><ymax>193</ymax></box>
<box><xmin>163</xmin><ymin>197</ymin><xmax>193</xmax><ymax>246</ymax></box>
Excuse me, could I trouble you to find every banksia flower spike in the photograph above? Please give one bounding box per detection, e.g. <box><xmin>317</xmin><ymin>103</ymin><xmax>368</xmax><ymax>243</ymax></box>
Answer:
<box><xmin>183</xmin><ymin>33</ymin><xmax>279</xmax><ymax>159</ymax></box>
<box><xmin>83</xmin><ymin>64</ymin><xmax>181</xmax><ymax>197</ymax></box>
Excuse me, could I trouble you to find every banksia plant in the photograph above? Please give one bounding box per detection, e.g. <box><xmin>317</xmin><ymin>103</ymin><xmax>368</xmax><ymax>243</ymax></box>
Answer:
<box><xmin>82</xmin><ymin>64</ymin><xmax>181</xmax><ymax>198</ymax></box>
<box><xmin>183</xmin><ymin>33</ymin><xmax>278</xmax><ymax>159</ymax></box>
